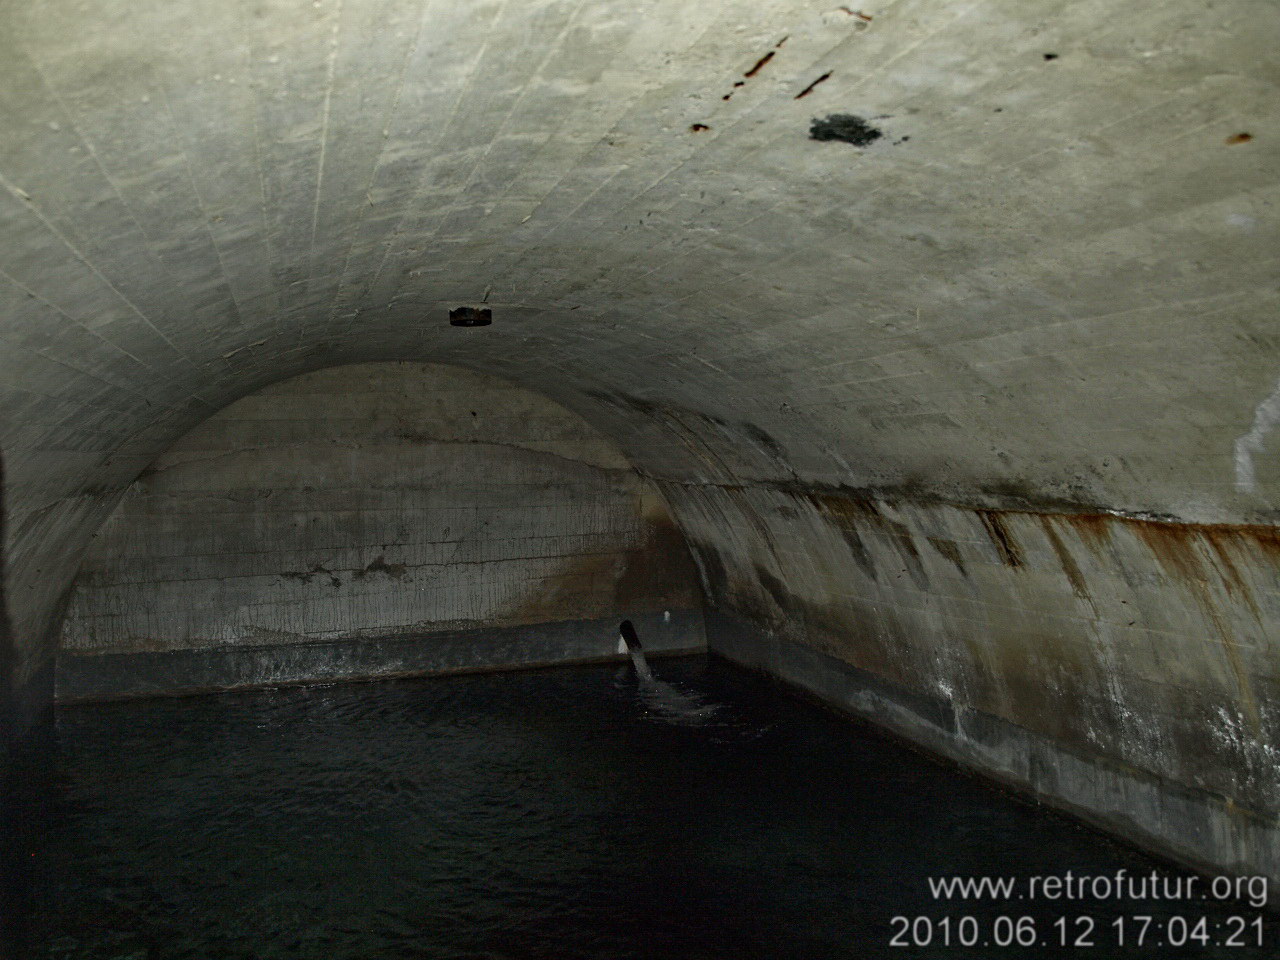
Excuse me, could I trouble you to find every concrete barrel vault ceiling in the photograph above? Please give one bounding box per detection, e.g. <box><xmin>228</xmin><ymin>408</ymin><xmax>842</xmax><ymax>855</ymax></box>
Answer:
<box><xmin>2</xmin><ymin>0</ymin><xmax>1280</xmax><ymax>876</ymax></box>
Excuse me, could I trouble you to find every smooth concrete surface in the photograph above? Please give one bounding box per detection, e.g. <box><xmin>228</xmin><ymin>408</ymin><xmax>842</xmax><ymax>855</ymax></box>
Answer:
<box><xmin>58</xmin><ymin>611</ymin><xmax>703</xmax><ymax>702</ymax></box>
<box><xmin>709</xmin><ymin>609</ymin><xmax>1280</xmax><ymax>896</ymax></box>
<box><xmin>0</xmin><ymin>0</ymin><xmax>1277</xmax><ymax>884</ymax></box>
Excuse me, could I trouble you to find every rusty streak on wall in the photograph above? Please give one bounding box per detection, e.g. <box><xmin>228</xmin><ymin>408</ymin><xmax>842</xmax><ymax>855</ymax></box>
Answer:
<box><xmin>664</xmin><ymin>479</ymin><xmax>1280</xmax><ymax>875</ymax></box>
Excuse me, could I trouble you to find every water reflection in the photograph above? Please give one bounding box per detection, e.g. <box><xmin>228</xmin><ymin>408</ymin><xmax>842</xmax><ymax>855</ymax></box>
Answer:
<box><xmin>10</xmin><ymin>655</ymin><xmax>1276</xmax><ymax>959</ymax></box>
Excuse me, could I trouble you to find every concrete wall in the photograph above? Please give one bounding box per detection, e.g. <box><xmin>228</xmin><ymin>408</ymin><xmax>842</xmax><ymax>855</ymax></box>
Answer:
<box><xmin>56</xmin><ymin>362</ymin><xmax>702</xmax><ymax>696</ymax></box>
<box><xmin>662</xmin><ymin>479</ymin><xmax>1280</xmax><ymax>885</ymax></box>
<box><xmin>0</xmin><ymin>0</ymin><xmax>1277</xmax><ymax>886</ymax></box>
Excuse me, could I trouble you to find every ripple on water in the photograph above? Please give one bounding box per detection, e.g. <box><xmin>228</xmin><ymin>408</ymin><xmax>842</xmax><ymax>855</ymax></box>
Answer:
<box><xmin>13</xmin><ymin>656</ymin><xmax>1277</xmax><ymax>959</ymax></box>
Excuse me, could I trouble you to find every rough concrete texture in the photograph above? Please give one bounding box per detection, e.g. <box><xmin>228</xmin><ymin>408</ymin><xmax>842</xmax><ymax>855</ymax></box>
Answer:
<box><xmin>682</xmin><ymin>488</ymin><xmax>1280</xmax><ymax>884</ymax></box>
<box><xmin>710</xmin><ymin>610</ymin><xmax>1280</xmax><ymax>898</ymax></box>
<box><xmin>58</xmin><ymin>362</ymin><xmax>700</xmax><ymax>687</ymax></box>
<box><xmin>0</xmin><ymin>0</ymin><xmax>1277</xmax><ymax>880</ymax></box>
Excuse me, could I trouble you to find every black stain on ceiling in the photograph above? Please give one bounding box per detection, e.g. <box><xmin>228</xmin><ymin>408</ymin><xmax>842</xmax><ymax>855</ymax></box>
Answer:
<box><xmin>449</xmin><ymin>306</ymin><xmax>491</xmax><ymax>327</ymax></box>
<box><xmin>809</xmin><ymin>113</ymin><xmax>882</xmax><ymax>147</ymax></box>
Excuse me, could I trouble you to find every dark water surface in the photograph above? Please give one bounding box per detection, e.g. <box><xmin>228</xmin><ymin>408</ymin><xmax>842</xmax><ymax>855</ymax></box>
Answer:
<box><xmin>9</xmin><ymin>656</ymin><xmax>1276</xmax><ymax>958</ymax></box>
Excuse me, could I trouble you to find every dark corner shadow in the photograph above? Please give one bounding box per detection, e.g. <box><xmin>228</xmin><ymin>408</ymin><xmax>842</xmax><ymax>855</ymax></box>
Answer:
<box><xmin>1</xmin><ymin>446</ymin><xmax>12</xmax><ymax>749</ymax></box>
<box><xmin>1</xmin><ymin>445</ymin><xmax>34</xmax><ymax>958</ymax></box>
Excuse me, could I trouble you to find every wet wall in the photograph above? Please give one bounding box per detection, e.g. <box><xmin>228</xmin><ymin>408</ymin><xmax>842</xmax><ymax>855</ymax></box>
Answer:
<box><xmin>660</xmin><ymin>480</ymin><xmax>1280</xmax><ymax>888</ymax></box>
<box><xmin>56</xmin><ymin>363</ymin><xmax>702</xmax><ymax>699</ymax></box>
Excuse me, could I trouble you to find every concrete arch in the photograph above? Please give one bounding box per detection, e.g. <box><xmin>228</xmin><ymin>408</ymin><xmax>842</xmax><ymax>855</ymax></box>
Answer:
<box><xmin>53</xmin><ymin>361</ymin><xmax>704</xmax><ymax>698</ymax></box>
<box><xmin>1</xmin><ymin>0</ymin><xmax>1278</xmax><ymax>885</ymax></box>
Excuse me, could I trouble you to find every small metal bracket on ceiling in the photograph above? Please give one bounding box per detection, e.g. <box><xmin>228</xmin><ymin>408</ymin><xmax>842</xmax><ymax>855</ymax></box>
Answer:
<box><xmin>449</xmin><ymin>307</ymin><xmax>492</xmax><ymax>327</ymax></box>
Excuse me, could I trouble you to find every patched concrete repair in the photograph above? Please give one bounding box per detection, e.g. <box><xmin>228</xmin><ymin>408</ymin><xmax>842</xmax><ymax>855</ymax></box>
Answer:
<box><xmin>1</xmin><ymin>0</ymin><xmax>1278</xmax><ymax>896</ymax></box>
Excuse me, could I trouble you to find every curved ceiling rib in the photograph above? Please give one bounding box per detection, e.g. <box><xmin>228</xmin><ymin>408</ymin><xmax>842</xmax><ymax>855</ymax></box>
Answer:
<box><xmin>1</xmin><ymin>0</ymin><xmax>1276</xmax><ymax>807</ymax></box>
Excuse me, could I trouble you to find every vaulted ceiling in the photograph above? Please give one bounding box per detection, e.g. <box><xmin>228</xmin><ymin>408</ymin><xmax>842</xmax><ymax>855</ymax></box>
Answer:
<box><xmin>2</xmin><ymin>0</ymin><xmax>1277</xmax><ymax>684</ymax></box>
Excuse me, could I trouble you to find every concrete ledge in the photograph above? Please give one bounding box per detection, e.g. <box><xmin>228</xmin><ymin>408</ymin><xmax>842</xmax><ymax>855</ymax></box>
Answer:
<box><xmin>56</xmin><ymin>609</ymin><xmax>704</xmax><ymax>703</ymax></box>
<box><xmin>706</xmin><ymin>610</ymin><xmax>1280</xmax><ymax>896</ymax></box>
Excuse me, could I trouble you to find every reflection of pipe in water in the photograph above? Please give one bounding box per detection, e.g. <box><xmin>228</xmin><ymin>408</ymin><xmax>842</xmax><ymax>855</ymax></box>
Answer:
<box><xmin>616</xmin><ymin>619</ymin><xmax>653</xmax><ymax>683</ymax></box>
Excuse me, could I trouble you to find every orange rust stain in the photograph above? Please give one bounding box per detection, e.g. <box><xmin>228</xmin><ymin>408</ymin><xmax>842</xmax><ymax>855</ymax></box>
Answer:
<box><xmin>1244</xmin><ymin>524</ymin><xmax>1280</xmax><ymax>562</ymax></box>
<box><xmin>1130</xmin><ymin>523</ymin><xmax>1260</xmax><ymax>730</ymax></box>
<box><xmin>1200</xmin><ymin>530</ymin><xmax>1261</xmax><ymax>618</ymax></box>
<box><xmin>698</xmin><ymin>482</ymin><xmax>1277</xmax><ymax>731</ymax></box>
<box><xmin>938</xmin><ymin>500</ymin><xmax>1271</xmax><ymax>732</ymax></box>
<box><xmin>1131</xmin><ymin>522</ymin><xmax>1206</xmax><ymax>587</ymax></box>
<box><xmin>1063</xmin><ymin>513</ymin><xmax>1113</xmax><ymax>554</ymax></box>
<box><xmin>1021</xmin><ymin>508</ymin><xmax>1280</xmax><ymax>583</ymax></box>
